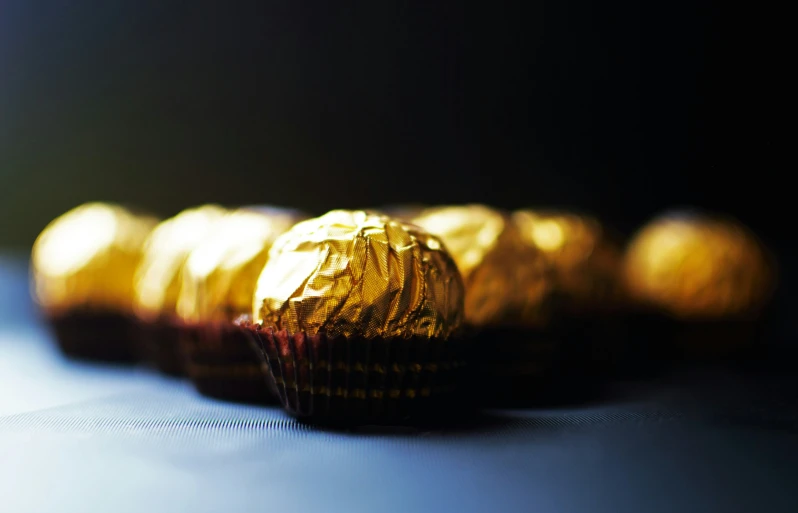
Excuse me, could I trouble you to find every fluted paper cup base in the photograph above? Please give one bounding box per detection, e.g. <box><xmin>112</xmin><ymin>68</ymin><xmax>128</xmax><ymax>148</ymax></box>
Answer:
<box><xmin>247</xmin><ymin>326</ymin><xmax>468</xmax><ymax>425</ymax></box>
<box><xmin>134</xmin><ymin>318</ymin><xmax>187</xmax><ymax>375</ymax></box>
<box><xmin>183</xmin><ymin>322</ymin><xmax>276</xmax><ymax>404</ymax></box>
<box><xmin>48</xmin><ymin>309</ymin><xmax>138</xmax><ymax>362</ymax></box>
<box><xmin>624</xmin><ymin>308</ymin><xmax>768</xmax><ymax>370</ymax></box>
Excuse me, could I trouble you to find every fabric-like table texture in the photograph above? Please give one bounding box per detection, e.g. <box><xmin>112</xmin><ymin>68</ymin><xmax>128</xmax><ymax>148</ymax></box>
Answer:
<box><xmin>2</xmin><ymin>254</ymin><xmax>797</xmax><ymax>513</ymax></box>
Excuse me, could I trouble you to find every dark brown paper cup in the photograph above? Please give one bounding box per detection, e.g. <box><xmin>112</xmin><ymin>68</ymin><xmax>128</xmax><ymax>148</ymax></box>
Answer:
<box><xmin>134</xmin><ymin>316</ymin><xmax>187</xmax><ymax>375</ymax></box>
<box><xmin>47</xmin><ymin>308</ymin><xmax>139</xmax><ymax>362</ymax></box>
<box><xmin>182</xmin><ymin>322</ymin><xmax>275</xmax><ymax>404</ymax></box>
<box><xmin>621</xmin><ymin>305</ymin><xmax>770</xmax><ymax>372</ymax></box>
<box><xmin>246</xmin><ymin>326</ymin><xmax>468</xmax><ymax>425</ymax></box>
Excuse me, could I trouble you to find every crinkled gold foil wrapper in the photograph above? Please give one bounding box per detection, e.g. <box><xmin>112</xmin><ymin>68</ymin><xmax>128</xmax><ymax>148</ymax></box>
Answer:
<box><xmin>513</xmin><ymin>210</ymin><xmax>623</xmax><ymax>313</ymax></box>
<box><xmin>134</xmin><ymin>204</ymin><xmax>229</xmax><ymax>321</ymax></box>
<box><xmin>31</xmin><ymin>202</ymin><xmax>158</xmax><ymax>315</ymax></box>
<box><xmin>411</xmin><ymin>205</ymin><xmax>552</xmax><ymax>329</ymax></box>
<box><xmin>177</xmin><ymin>207</ymin><xmax>306</xmax><ymax>324</ymax></box>
<box><xmin>254</xmin><ymin>210</ymin><xmax>464</xmax><ymax>339</ymax></box>
<box><xmin>623</xmin><ymin>212</ymin><xmax>774</xmax><ymax>320</ymax></box>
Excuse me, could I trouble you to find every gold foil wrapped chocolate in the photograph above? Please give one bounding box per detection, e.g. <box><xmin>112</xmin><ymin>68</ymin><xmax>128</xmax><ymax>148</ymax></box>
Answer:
<box><xmin>31</xmin><ymin>202</ymin><xmax>158</xmax><ymax>315</ymax></box>
<box><xmin>254</xmin><ymin>210</ymin><xmax>464</xmax><ymax>339</ymax></box>
<box><xmin>134</xmin><ymin>204</ymin><xmax>228</xmax><ymax>322</ymax></box>
<box><xmin>513</xmin><ymin>210</ymin><xmax>623</xmax><ymax>313</ymax></box>
<box><xmin>623</xmin><ymin>211</ymin><xmax>774</xmax><ymax>320</ymax></box>
<box><xmin>177</xmin><ymin>207</ymin><xmax>306</xmax><ymax>325</ymax></box>
<box><xmin>411</xmin><ymin>205</ymin><xmax>551</xmax><ymax>329</ymax></box>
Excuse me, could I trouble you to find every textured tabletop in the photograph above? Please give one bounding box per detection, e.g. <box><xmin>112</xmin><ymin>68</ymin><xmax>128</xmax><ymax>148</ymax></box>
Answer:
<box><xmin>2</xmin><ymin>255</ymin><xmax>798</xmax><ymax>513</ymax></box>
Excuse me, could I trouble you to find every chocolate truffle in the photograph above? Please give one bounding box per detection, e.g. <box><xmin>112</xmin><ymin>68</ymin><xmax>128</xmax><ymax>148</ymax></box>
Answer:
<box><xmin>177</xmin><ymin>207</ymin><xmax>306</xmax><ymax>403</ymax></box>
<box><xmin>513</xmin><ymin>210</ymin><xmax>624</xmax><ymax>314</ymax></box>
<box><xmin>133</xmin><ymin>204</ymin><xmax>228</xmax><ymax>374</ymax></box>
<box><xmin>624</xmin><ymin>212</ymin><xmax>772</xmax><ymax>319</ymax></box>
<box><xmin>623</xmin><ymin>210</ymin><xmax>775</xmax><ymax>357</ymax></box>
<box><xmin>412</xmin><ymin>205</ymin><xmax>553</xmax><ymax>329</ymax></box>
<box><xmin>411</xmin><ymin>205</ymin><xmax>557</xmax><ymax>395</ymax></box>
<box><xmin>248</xmin><ymin>210</ymin><xmax>465</xmax><ymax>424</ymax></box>
<box><xmin>31</xmin><ymin>202</ymin><xmax>158</xmax><ymax>361</ymax></box>
<box><xmin>513</xmin><ymin>210</ymin><xmax>626</xmax><ymax>375</ymax></box>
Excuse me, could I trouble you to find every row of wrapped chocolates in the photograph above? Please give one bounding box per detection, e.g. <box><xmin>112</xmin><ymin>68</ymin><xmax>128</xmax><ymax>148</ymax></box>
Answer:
<box><xmin>30</xmin><ymin>203</ymin><xmax>774</xmax><ymax>424</ymax></box>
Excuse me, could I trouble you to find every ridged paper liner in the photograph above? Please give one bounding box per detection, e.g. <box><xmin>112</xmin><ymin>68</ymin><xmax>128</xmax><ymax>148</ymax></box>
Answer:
<box><xmin>246</xmin><ymin>326</ymin><xmax>467</xmax><ymax>425</ymax></box>
<box><xmin>134</xmin><ymin>316</ymin><xmax>187</xmax><ymax>375</ymax></box>
<box><xmin>182</xmin><ymin>322</ymin><xmax>276</xmax><ymax>404</ymax></box>
<box><xmin>623</xmin><ymin>307</ymin><xmax>770</xmax><ymax>369</ymax></box>
<box><xmin>471</xmin><ymin>315</ymin><xmax>639</xmax><ymax>406</ymax></box>
<box><xmin>47</xmin><ymin>308</ymin><xmax>139</xmax><ymax>362</ymax></box>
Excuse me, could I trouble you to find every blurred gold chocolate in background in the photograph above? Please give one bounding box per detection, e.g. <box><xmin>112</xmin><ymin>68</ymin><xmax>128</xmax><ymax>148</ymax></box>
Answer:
<box><xmin>623</xmin><ymin>211</ymin><xmax>774</xmax><ymax>320</ymax></box>
<box><xmin>412</xmin><ymin>205</ymin><xmax>552</xmax><ymax>329</ymax></box>
<box><xmin>31</xmin><ymin>202</ymin><xmax>158</xmax><ymax>315</ymax></box>
<box><xmin>177</xmin><ymin>207</ymin><xmax>306</xmax><ymax>325</ymax></box>
<box><xmin>254</xmin><ymin>210</ymin><xmax>464</xmax><ymax>339</ymax></box>
<box><xmin>134</xmin><ymin>204</ymin><xmax>229</xmax><ymax>322</ymax></box>
<box><xmin>513</xmin><ymin>210</ymin><xmax>624</xmax><ymax>315</ymax></box>
<box><xmin>376</xmin><ymin>204</ymin><xmax>429</xmax><ymax>223</ymax></box>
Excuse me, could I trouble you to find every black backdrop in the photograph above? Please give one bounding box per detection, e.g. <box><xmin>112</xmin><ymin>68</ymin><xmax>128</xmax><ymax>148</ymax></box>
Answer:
<box><xmin>0</xmin><ymin>1</ymin><xmax>785</xmax><ymax>254</ymax></box>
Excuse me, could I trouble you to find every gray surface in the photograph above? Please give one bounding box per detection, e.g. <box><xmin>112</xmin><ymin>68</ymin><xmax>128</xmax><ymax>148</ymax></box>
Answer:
<box><xmin>2</xmin><ymin>256</ymin><xmax>798</xmax><ymax>513</ymax></box>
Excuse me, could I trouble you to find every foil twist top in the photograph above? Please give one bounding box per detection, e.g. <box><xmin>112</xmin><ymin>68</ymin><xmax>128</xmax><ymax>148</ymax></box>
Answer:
<box><xmin>134</xmin><ymin>204</ymin><xmax>228</xmax><ymax>321</ymax></box>
<box><xmin>411</xmin><ymin>205</ymin><xmax>552</xmax><ymax>329</ymax></box>
<box><xmin>623</xmin><ymin>211</ymin><xmax>774</xmax><ymax>319</ymax></box>
<box><xmin>177</xmin><ymin>207</ymin><xmax>306</xmax><ymax>324</ymax></box>
<box><xmin>31</xmin><ymin>202</ymin><xmax>158</xmax><ymax>314</ymax></box>
<box><xmin>513</xmin><ymin>210</ymin><xmax>624</xmax><ymax>313</ymax></box>
<box><xmin>254</xmin><ymin>210</ymin><xmax>464</xmax><ymax>339</ymax></box>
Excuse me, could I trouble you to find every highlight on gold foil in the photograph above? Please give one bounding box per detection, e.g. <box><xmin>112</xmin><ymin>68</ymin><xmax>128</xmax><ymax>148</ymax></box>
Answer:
<box><xmin>31</xmin><ymin>202</ymin><xmax>158</xmax><ymax>314</ymax></box>
<box><xmin>623</xmin><ymin>211</ymin><xmax>774</xmax><ymax>319</ymax></box>
<box><xmin>254</xmin><ymin>210</ymin><xmax>464</xmax><ymax>339</ymax></box>
<box><xmin>527</xmin><ymin>218</ymin><xmax>566</xmax><ymax>252</ymax></box>
<box><xmin>134</xmin><ymin>204</ymin><xmax>229</xmax><ymax>321</ymax></box>
<box><xmin>177</xmin><ymin>207</ymin><xmax>305</xmax><ymax>324</ymax></box>
<box><xmin>411</xmin><ymin>204</ymin><xmax>552</xmax><ymax>329</ymax></box>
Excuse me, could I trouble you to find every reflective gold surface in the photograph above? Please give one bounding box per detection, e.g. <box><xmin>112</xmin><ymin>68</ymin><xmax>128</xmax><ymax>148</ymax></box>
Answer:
<box><xmin>254</xmin><ymin>210</ymin><xmax>464</xmax><ymax>339</ymax></box>
<box><xmin>177</xmin><ymin>207</ymin><xmax>306</xmax><ymax>324</ymax></box>
<box><xmin>411</xmin><ymin>205</ymin><xmax>552</xmax><ymax>328</ymax></box>
<box><xmin>623</xmin><ymin>212</ymin><xmax>773</xmax><ymax>319</ymax></box>
<box><xmin>31</xmin><ymin>202</ymin><xmax>158</xmax><ymax>314</ymax></box>
<box><xmin>513</xmin><ymin>210</ymin><xmax>623</xmax><ymax>313</ymax></box>
<box><xmin>134</xmin><ymin>204</ymin><xmax>228</xmax><ymax>321</ymax></box>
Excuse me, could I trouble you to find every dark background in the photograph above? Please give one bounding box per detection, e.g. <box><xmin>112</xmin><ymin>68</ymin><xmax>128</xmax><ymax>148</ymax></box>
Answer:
<box><xmin>0</xmin><ymin>2</ymin><xmax>786</xmax><ymax>261</ymax></box>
